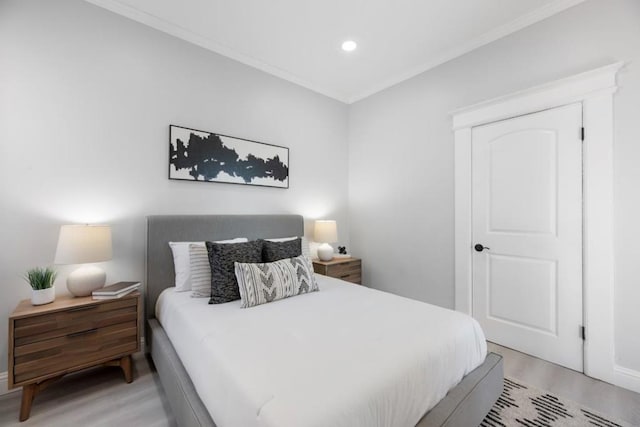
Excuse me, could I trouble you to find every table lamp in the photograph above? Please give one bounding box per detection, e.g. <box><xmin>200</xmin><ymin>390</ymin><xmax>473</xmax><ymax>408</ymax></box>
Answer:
<box><xmin>314</xmin><ymin>220</ymin><xmax>338</xmax><ymax>261</ymax></box>
<box><xmin>54</xmin><ymin>224</ymin><xmax>112</xmax><ymax>296</ymax></box>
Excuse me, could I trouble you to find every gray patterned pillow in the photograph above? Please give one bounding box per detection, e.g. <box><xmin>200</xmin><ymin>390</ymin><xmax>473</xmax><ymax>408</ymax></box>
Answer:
<box><xmin>206</xmin><ymin>239</ymin><xmax>263</xmax><ymax>304</ymax></box>
<box><xmin>266</xmin><ymin>236</ymin><xmax>311</xmax><ymax>259</ymax></box>
<box><xmin>235</xmin><ymin>255</ymin><xmax>319</xmax><ymax>308</ymax></box>
<box><xmin>262</xmin><ymin>238</ymin><xmax>302</xmax><ymax>262</ymax></box>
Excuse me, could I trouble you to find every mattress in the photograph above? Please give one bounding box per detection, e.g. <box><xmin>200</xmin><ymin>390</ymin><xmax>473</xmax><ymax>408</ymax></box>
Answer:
<box><xmin>156</xmin><ymin>274</ymin><xmax>487</xmax><ymax>427</ymax></box>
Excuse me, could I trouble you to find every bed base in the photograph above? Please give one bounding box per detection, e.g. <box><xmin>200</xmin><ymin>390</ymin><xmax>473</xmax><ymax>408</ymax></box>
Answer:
<box><xmin>149</xmin><ymin>318</ymin><xmax>502</xmax><ymax>427</ymax></box>
<box><xmin>149</xmin><ymin>318</ymin><xmax>213</xmax><ymax>426</ymax></box>
<box><xmin>416</xmin><ymin>352</ymin><xmax>503</xmax><ymax>426</ymax></box>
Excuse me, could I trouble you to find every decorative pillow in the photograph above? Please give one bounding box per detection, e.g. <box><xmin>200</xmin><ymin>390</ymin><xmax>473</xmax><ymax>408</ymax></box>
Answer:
<box><xmin>206</xmin><ymin>239</ymin><xmax>264</xmax><ymax>304</ymax></box>
<box><xmin>169</xmin><ymin>238</ymin><xmax>247</xmax><ymax>292</ymax></box>
<box><xmin>235</xmin><ymin>255</ymin><xmax>319</xmax><ymax>308</ymax></box>
<box><xmin>262</xmin><ymin>238</ymin><xmax>302</xmax><ymax>262</ymax></box>
<box><xmin>265</xmin><ymin>236</ymin><xmax>311</xmax><ymax>259</ymax></box>
<box><xmin>189</xmin><ymin>244</ymin><xmax>212</xmax><ymax>297</ymax></box>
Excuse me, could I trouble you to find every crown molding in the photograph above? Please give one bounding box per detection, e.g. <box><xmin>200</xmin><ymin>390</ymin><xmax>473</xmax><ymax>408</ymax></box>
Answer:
<box><xmin>84</xmin><ymin>0</ymin><xmax>351</xmax><ymax>103</ymax></box>
<box><xmin>347</xmin><ymin>0</ymin><xmax>587</xmax><ymax>103</ymax></box>
<box><xmin>86</xmin><ymin>0</ymin><xmax>586</xmax><ymax>105</ymax></box>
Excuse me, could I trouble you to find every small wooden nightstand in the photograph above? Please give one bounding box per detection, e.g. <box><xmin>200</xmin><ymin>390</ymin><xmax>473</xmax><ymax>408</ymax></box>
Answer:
<box><xmin>312</xmin><ymin>257</ymin><xmax>362</xmax><ymax>285</ymax></box>
<box><xmin>8</xmin><ymin>291</ymin><xmax>141</xmax><ymax>421</ymax></box>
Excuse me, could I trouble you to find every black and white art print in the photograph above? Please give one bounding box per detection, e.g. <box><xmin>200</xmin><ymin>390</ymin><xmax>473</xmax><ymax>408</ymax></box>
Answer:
<box><xmin>169</xmin><ymin>125</ymin><xmax>289</xmax><ymax>188</ymax></box>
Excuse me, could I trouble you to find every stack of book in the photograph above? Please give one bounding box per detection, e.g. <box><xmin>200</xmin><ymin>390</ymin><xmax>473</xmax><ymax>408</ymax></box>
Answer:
<box><xmin>92</xmin><ymin>281</ymin><xmax>140</xmax><ymax>300</ymax></box>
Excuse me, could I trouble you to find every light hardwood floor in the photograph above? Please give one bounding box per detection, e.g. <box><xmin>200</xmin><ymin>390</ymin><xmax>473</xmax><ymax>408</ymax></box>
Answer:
<box><xmin>0</xmin><ymin>353</ymin><xmax>175</xmax><ymax>427</ymax></box>
<box><xmin>1</xmin><ymin>345</ymin><xmax>638</xmax><ymax>426</ymax></box>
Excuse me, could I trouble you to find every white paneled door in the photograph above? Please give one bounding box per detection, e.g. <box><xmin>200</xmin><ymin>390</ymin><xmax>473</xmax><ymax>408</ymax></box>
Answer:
<box><xmin>472</xmin><ymin>103</ymin><xmax>583</xmax><ymax>371</ymax></box>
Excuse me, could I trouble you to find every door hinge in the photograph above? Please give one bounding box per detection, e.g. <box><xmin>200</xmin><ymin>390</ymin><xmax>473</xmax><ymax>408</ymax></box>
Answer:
<box><xmin>581</xmin><ymin>127</ymin><xmax>585</xmax><ymax>141</ymax></box>
<box><xmin>580</xmin><ymin>325</ymin><xmax>586</xmax><ymax>340</ymax></box>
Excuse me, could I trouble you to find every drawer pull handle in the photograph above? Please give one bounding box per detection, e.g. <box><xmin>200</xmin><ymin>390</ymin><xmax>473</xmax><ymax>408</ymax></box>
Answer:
<box><xmin>67</xmin><ymin>328</ymin><xmax>98</xmax><ymax>338</ymax></box>
<box><xmin>340</xmin><ymin>274</ymin><xmax>350</xmax><ymax>278</ymax></box>
<box><xmin>68</xmin><ymin>306</ymin><xmax>97</xmax><ymax>313</ymax></box>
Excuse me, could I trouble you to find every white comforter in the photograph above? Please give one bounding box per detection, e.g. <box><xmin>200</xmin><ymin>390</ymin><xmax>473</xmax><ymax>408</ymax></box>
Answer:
<box><xmin>156</xmin><ymin>274</ymin><xmax>486</xmax><ymax>427</ymax></box>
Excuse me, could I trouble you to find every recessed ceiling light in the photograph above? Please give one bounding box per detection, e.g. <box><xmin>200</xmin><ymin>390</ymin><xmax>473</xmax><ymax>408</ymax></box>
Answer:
<box><xmin>341</xmin><ymin>40</ymin><xmax>357</xmax><ymax>52</ymax></box>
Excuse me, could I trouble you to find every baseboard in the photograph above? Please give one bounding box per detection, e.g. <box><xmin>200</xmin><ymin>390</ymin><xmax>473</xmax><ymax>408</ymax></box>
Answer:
<box><xmin>613</xmin><ymin>364</ymin><xmax>640</xmax><ymax>394</ymax></box>
<box><xmin>0</xmin><ymin>371</ymin><xmax>6</xmax><ymax>395</ymax></box>
<box><xmin>0</xmin><ymin>371</ymin><xmax>20</xmax><ymax>396</ymax></box>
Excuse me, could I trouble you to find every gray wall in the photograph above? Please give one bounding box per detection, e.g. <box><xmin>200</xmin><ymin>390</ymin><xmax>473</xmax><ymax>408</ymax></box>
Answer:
<box><xmin>0</xmin><ymin>0</ymin><xmax>349</xmax><ymax>371</ymax></box>
<box><xmin>348</xmin><ymin>0</ymin><xmax>640</xmax><ymax>372</ymax></box>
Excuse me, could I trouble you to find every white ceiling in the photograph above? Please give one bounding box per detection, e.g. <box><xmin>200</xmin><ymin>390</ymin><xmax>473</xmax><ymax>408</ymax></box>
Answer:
<box><xmin>86</xmin><ymin>0</ymin><xmax>586</xmax><ymax>104</ymax></box>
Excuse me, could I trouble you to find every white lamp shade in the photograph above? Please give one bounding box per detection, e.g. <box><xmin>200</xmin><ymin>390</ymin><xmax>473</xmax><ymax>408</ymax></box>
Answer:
<box><xmin>314</xmin><ymin>220</ymin><xmax>338</xmax><ymax>243</ymax></box>
<box><xmin>54</xmin><ymin>225</ymin><xmax>112</xmax><ymax>265</ymax></box>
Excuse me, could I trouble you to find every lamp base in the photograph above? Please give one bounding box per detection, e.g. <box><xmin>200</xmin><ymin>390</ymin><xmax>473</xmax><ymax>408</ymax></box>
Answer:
<box><xmin>67</xmin><ymin>265</ymin><xmax>106</xmax><ymax>297</ymax></box>
<box><xmin>317</xmin><ymin>243</ymin><xmax>334</xmax><ymax>261</ymax></box>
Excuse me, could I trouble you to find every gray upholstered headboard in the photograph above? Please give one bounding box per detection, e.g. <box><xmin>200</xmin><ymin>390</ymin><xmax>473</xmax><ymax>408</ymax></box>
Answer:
<box><xmin>145</xmin><ymin>214</ymin><xmax>304</xmax><ymax>321</ymax></box>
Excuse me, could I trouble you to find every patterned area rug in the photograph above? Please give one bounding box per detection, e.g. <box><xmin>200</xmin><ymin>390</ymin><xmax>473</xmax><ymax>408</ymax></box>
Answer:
<box><xmin>480</xmin><ymin>377</ymin><xmax>632</xmax><ymax>427</ymax></box>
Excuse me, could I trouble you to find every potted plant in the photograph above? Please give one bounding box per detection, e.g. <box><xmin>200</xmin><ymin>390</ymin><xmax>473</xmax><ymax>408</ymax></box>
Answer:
<box><xmin>24</xmin><ymin>267</ymin><xmax>57</xmax><ymax>305</ymax></box>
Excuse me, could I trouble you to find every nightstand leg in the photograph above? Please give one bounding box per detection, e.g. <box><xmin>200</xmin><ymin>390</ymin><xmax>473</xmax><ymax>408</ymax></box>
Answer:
<box><xmin>104</xmin><ymin>354</ymin><xmax>134</xmax><ymax>383</ymax></box>
<box><xmin>18</xmin><ymin>376</ymin><xmax>61</xmax><ymax>421</ymax></box>
<box><xmin>121</xmin><ymin>355</ymin><xmax>133</xmax><ymax>383</ymax></box>
<box><xmin>19</xmin><ymin>384</ymin><xmax>36</xmax><ymax>421</ymax></box>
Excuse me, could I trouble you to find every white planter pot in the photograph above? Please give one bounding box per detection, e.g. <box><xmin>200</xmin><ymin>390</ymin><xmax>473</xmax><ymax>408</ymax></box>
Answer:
<box><xmin>31</xmin><ymin>286</ymin><xmax>55</xmax><ymax>306</ymax></box>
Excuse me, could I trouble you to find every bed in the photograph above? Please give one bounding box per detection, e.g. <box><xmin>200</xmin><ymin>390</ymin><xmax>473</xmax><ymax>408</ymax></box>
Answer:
<box><xmin>145</xmin><ymin>214</ymin><xmax>503</xmax><ymax>427</ymax></box>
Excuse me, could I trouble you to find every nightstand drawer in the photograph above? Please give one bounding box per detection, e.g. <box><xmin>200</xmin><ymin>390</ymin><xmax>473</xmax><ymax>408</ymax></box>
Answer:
<box><xmin>14</xmin><ymin>298</ymin><xmax>137</xmax><ymax>346</ymax></box>
<box><xmin>334</xmin><ymin>272</ymin><xmax>361</xmax><ymax>284</ymax></box>
<box><xmin>13</xmin><ymin>320</ymin><xmax>138</xmax><ymax>384</ymax></box>
<box><xmin>327</xmin><ymin>260</ymin><xmax>361</xmax><ymax>277</ymax></box>
<box><xmin>313</xmin><ymin>258</ymin><xmax>362</xmax><ymax>285</ymax></box>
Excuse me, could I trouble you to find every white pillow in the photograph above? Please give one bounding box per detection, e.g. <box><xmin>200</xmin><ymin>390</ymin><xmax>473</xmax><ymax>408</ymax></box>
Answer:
<box><xmin>168</xmin><ymin>238</ymin><xmax>247</xmax><ymax>292</ymax></box>
<box><xmin>265</xmin><ymin>236</ymin><xmax>311</xmax><ymax>259</ymax></box>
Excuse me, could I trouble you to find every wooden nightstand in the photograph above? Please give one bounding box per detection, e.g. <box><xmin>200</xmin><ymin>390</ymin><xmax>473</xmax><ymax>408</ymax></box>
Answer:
<box><xmin>312</xmin><ymin>257</ymin><xmax>362</xmax><ymax>284</ymax></box>
<box><xmin>8</xmin><ymin>291</ymin><xmax>141</xmax><ymax>421</ymax></box>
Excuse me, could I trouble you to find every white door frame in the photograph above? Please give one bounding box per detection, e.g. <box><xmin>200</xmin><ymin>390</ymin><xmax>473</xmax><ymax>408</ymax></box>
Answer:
<box><xmin>451</xmin><ymin>62</ymin><xmax>624</xmax><ymax>388</ymax></box>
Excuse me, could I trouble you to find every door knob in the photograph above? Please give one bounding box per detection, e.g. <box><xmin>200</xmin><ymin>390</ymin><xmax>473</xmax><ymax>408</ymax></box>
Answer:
<box><xmin>474</xmin><ymin>244</ymin><xmax>490</xmax><ymax>252</ymax></box>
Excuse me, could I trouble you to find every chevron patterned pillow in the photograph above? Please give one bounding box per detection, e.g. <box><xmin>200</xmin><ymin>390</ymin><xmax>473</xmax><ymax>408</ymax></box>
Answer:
<box><xmin>234</xmin><ymin>255</ymin><xmax>319</xmax><ymax>308</ymax></box>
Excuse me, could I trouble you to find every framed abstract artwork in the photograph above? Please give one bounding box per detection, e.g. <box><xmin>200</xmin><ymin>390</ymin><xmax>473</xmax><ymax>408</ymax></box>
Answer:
<box><xmin>169</xmin><ymin>125</ymin><xmax>289</xmax><ymax>189</ymax></box>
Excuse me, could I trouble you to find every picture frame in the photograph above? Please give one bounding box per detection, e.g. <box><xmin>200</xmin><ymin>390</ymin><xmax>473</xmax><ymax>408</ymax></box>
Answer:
<box><xmin>169</xmin><ymin>125</ymin><xmax>289</xmax><ymax>189</ymax></box>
